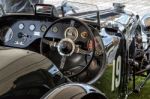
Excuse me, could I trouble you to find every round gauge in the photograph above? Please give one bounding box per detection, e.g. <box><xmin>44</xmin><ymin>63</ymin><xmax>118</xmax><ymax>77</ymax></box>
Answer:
<box><xmin>81</xmin><ymin>32</ymin><xmax>88</xmax><ymax>38</ymax></box>
<box><xmin>64</xmin><ymin>27</ymin><xmax>78</xmax><ymax>41</ymax></box>
<box><xmin>41</xmin><ymin>25</ymin><xmax>47</xmax><ymax>32</ymax></box>
<box><xmin>19</xmin><ymin>23</ymin><xmax>24</xmax><ymax>30</ymax></box>
<box><xmin>52</xmin><ymin>26</ymin><xmax>58</xmax><ymax>33</ymax></box>
<box><xmin>29</xmin><ymin>24</ymin><xmax>35</xmax><ymax>31</ymax></box>
<box><xmin>3</xmin><ymin>27</ymin><xmax>13</xmax><ymax>42</ymax></box>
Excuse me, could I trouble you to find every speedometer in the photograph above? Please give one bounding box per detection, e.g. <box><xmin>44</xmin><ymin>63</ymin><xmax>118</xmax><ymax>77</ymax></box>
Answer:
<box><xmin>64</xmin><ymin>27</ymin><xmax>78</xmax><ymax>41</ymax></box>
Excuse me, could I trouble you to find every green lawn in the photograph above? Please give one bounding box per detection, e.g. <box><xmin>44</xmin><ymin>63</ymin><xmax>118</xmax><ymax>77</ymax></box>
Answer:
<box><xmin>95</xmin><ymin>66</ymin><xmax>150</xmax><ymax>99</ymax></box>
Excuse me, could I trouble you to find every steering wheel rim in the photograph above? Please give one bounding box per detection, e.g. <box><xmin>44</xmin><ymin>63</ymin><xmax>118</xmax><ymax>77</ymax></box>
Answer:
<box><xmin>40</xmin><ymin>17</ymin><xmax>95</xmax><ymax>78</ymax></box>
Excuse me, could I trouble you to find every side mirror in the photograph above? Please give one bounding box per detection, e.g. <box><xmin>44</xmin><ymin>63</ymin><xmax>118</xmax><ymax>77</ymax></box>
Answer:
<box><xmin>35</xmin><ymin>4</ymin><xmax>58</xmax><ymax>17</ymax></box>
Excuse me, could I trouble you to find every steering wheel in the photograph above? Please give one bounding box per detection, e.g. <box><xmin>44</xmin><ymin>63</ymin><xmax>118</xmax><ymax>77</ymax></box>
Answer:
<box><xmin>40</xmin><ymin>17</ymin><xmax>95</xmax><ymax>77</ymax></box>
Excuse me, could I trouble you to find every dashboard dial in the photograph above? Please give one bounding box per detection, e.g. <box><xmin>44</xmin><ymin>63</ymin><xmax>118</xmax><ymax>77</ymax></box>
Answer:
<box><xmin>19</xmin><ymin>23</ymin><xmax>24</xmax><ymax>30</ymax></box>
<box><xmin>81</xmin><ymin>32</ymin><xmax>88</xmax><ymax>38</ymax></box>
<box><xmin>52</xmin><ymin>26</ymin><xmax>58</xmax><ymax>33</ymax></box>
<box><xmin>41</xmin><ymin>25</ymin><xmax>47</xmax><ymax>32</ymax></box>
<box><xmin>29</xmin><ymin>24</ymin><xmax>36</xmax><ymax>31</ymax></box>
<box><xmin>64</xmin><ymin>27</ymin><xmax>78</xmax><ymax>41</ymax></box>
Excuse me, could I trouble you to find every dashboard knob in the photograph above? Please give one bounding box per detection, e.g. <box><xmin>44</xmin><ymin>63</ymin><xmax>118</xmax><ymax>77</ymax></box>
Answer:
<box><xmin>18</xmin><ymin>32</ymin><xmax>28</xmax><ymax>38</ymax></box>
<box><xmin>18</xmin><ymin>32</ymin><xmax>24</xmax><ymax>38</ymax></box>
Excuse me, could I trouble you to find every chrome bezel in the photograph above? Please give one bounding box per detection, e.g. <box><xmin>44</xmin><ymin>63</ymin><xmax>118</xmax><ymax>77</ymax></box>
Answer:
<box><xmin>64</xmin><ymin>27</ymin><xmax>78</xmax><ymax>41</ymax></box>
<box><xmin>29</xmin><ymin>24</ymin><xmax>36</xmax><ymax>31</ymax></box>
<box><xmin>57</xmin><ymin>38</ymin><xmax>75</xmax><ymax>56</ymax></box>
<box><xmin>18</xmin><ymin>23</ymin><xmax>24</xmax><ymax>30</ymax></box>
<box><xmin>52</xmin><ymin>26</ymin><xmax>58</xmax><ymax>33</ymax></box>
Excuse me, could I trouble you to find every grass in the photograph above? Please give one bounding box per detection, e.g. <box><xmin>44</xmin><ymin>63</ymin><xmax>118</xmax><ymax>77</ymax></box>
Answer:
<box><xmin>94</xmin><ymin>66</ymin><xmax>150</xmax><ymax>99</ymax></box>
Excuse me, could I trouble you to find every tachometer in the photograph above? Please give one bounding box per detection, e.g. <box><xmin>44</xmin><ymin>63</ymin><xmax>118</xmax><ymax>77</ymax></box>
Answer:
<box><xmin>64</xmin><ymin>27</ymin><xmax>78</xmax><ymax>41</ymax></box>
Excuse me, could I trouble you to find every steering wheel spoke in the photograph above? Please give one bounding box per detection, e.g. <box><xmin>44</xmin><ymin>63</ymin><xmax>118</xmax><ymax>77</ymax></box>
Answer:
<box><xmin>75</xmin><ymin>46</ymin><xmax>92</xmax><ymax>56</ymax></box>
<box><xmin>70</xmin><ymin>20</ymin><xmax>75</xmax><ymax>27</ymax></box>
<box><xmin>42</xmin><ymin>38</ymin><xmax>58</xmax><ymax>47</ymax></box>
<box><xmin>60</xmin><ymin>56</ymin><xmax>67</xmax><ymax>70</ymax></box>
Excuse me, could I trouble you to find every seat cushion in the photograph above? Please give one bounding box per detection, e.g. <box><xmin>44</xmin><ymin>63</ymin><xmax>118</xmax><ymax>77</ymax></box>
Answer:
<box><xmin>0</xmin><ymin>47</ymin><xmax>52</xmax><ymax>95</ymax></box>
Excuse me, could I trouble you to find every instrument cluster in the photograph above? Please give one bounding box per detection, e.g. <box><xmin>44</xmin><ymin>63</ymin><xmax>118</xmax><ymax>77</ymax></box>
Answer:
<box><xmin>1</xmin><ymin>20</ymin><xmax>51</xmax><ymax>48</ymax></box>
<box><xmin>0</xmin><ymin>19</ymin><xmax>90</xmax><ymax>48</ymax></box>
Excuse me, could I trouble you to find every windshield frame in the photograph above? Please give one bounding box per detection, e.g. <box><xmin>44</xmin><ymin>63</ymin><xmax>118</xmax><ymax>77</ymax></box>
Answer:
<box><xmin>61</xmin><ymin>1</ymin><xmax>100</xmax><ymax>28</ymax></box>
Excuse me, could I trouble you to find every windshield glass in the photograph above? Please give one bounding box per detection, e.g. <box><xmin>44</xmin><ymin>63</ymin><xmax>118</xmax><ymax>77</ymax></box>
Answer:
<box><xmin>0</xmin><ymin>0</ymin><xmax>99</xmax><ymax>23</ymax></box>
<box><xmin>0</xmin><ymin>0</ymin><xmax>44</xmax><ymax>13</ymax></box>
<box><xmin>62</xmin><ymin>1</ymin><xmax>99</xmax><ymax>22</ymax></box>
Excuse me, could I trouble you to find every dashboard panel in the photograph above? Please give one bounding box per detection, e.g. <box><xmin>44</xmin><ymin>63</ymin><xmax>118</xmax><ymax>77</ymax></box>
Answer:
<box><xmin>2</xmin><ymin>20</ymin><xmax>51</xmax><ymax>48</ymax></box>
<box><xmin>0</xmin><ymin>15</ymin><xmax>91</xmax><ymax>48</ymax></box>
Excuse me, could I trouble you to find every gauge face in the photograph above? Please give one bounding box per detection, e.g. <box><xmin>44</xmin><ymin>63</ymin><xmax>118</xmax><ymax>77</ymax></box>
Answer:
<box><xmin>64</xmin><ymin>27</ymin><xmax>78</xmax><ymax>41</ymax></box>
<box><xmin>2</xmin><ymin>27</ymin><xmax>14</xmax><ymax>42</ymax></box>
<box><xmin>52</xmin><ymin>26</ymin><xmax>58</xmax><ymax>33</ymax></box>
<box><xmin>29</xmin><ymin>24</ymin><xmax>35</xmax><ymax>31</ymax></box>
<box><xmin>19</xmin><ymin>23</ymin><xmax>24</xmax><ymax>30</ymax></box>
<box><xmin>81</xmin><ymin>32</ymin><xmax>88</xmax><ymax>38</ymax></box>
<box><xmin>41</xmin><ymin>25</ymin><xmax>47</xmax><ymax>32</ymax></box>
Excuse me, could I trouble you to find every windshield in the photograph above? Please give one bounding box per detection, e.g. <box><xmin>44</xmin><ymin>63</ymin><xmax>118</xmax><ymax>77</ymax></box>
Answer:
<box><xmin>0</xmin><ymin>0</ymin><xmax>99</xmax><ymax>23</ymax></box>
<box><xmin>61</xmin><ymin>1</ymin><xmax>99</xmax><ymax>23</ymax></box>
<box><xmin>0</xmin><ymin>0</ymin><xmax>64</xmax><ymax>13</ymax></box>
<box><xmin>0</xmin><ymin>0</ymin><xmax>43</xmax><ymax>13</ymax></box>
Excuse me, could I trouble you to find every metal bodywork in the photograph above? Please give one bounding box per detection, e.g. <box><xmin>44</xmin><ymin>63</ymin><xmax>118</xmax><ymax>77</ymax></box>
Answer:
<box><xmin>100</xmin><ymin>5</ymin><xmax>139</xmax><ymax>64</ymax></box>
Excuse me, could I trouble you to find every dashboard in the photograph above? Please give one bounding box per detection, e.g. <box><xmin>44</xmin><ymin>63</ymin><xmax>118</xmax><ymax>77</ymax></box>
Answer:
<box><xmin>0</xmin><ymin>20</ymin><xmax>51</xmax><ymax>48</ymax></box>
<box><xmin>0</xmin><ymin>15</ymin><xmax>90</xmax><ymax>48</ymax></box>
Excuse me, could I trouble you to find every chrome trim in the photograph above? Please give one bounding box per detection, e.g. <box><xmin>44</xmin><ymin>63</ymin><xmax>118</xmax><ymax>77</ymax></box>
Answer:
<box><xmin>57</xmin><ymin>38</ymin><xmax>75</xmax><ymax>56</ymax></box>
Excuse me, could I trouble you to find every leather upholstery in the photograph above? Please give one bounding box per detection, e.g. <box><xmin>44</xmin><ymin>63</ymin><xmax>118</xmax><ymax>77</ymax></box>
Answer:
<box><xmin>0</xmin><ymin>47</ymin><xmax>52</xmax><ymax>95</ymax></box>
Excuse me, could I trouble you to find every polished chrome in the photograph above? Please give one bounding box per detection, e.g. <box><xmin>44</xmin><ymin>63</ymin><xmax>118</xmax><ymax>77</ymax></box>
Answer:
<box><xmin>57</xmin><ymin>38</ymin><xmax>75</xmax><ymax>56</ymax></box>
<box><xmin>42</xmin><ymin>83</ymin><xmax>107</xmax><ymax>99</ymax></box>
<box><xmin>100</xmin><ymin>6</ymin><xmax>139</xmax><ymax>64</ymax></box>
<box><xmin>64</xmin><ymin>27</ymin><xmax>78</xmax><ymax>41</ymax></box>
<box><xmin>141</xmin><ymin>13</ymin><xmax>150</xmax><ymax>50</ymax></box>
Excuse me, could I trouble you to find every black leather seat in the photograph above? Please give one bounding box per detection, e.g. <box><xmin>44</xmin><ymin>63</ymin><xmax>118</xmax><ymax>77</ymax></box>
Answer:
<box><xmin>0</xmin><ymin>46</ymin><xmax>53</xmax><ymax>95</ymax></box>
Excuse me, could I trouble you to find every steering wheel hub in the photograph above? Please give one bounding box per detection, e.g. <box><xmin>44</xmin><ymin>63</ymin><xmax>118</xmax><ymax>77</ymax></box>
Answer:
<box><xmin>57</xmin><ymin>38</ymin><xmax>75</xmax><ymax>56</ymax></box>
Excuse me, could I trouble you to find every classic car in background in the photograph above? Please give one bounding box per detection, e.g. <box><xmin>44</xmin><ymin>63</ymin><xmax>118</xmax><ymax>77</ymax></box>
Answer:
<box><xmin>0</xmin><ymin>1</ymin><xmax>150</xmax><ymax>99</ymax></box>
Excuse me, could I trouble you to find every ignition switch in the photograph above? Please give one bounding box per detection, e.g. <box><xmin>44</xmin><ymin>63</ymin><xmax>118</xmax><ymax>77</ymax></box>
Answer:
<box><xmin>18</xmin><ymin>32</ymin><xmax>28</xmax><ymax>38</ymax></box>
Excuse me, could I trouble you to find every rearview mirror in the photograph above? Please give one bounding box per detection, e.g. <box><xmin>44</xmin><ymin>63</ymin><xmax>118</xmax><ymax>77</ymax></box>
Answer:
<box><xmin>35</xmin><ymin>4</ymin><xmax>58</xmax><ymax>17</ymax></box>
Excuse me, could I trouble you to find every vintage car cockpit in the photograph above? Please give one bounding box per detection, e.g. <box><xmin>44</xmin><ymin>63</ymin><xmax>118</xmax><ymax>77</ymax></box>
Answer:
<box><xmin>0</xmin><ymin>1</ymin><xmax>146</xmax><ymax>99</ymax></box>
<box><xmin>0</xmin><ymin>1</ymin><xmax>108</xmax><ymax>99</ymax></box>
